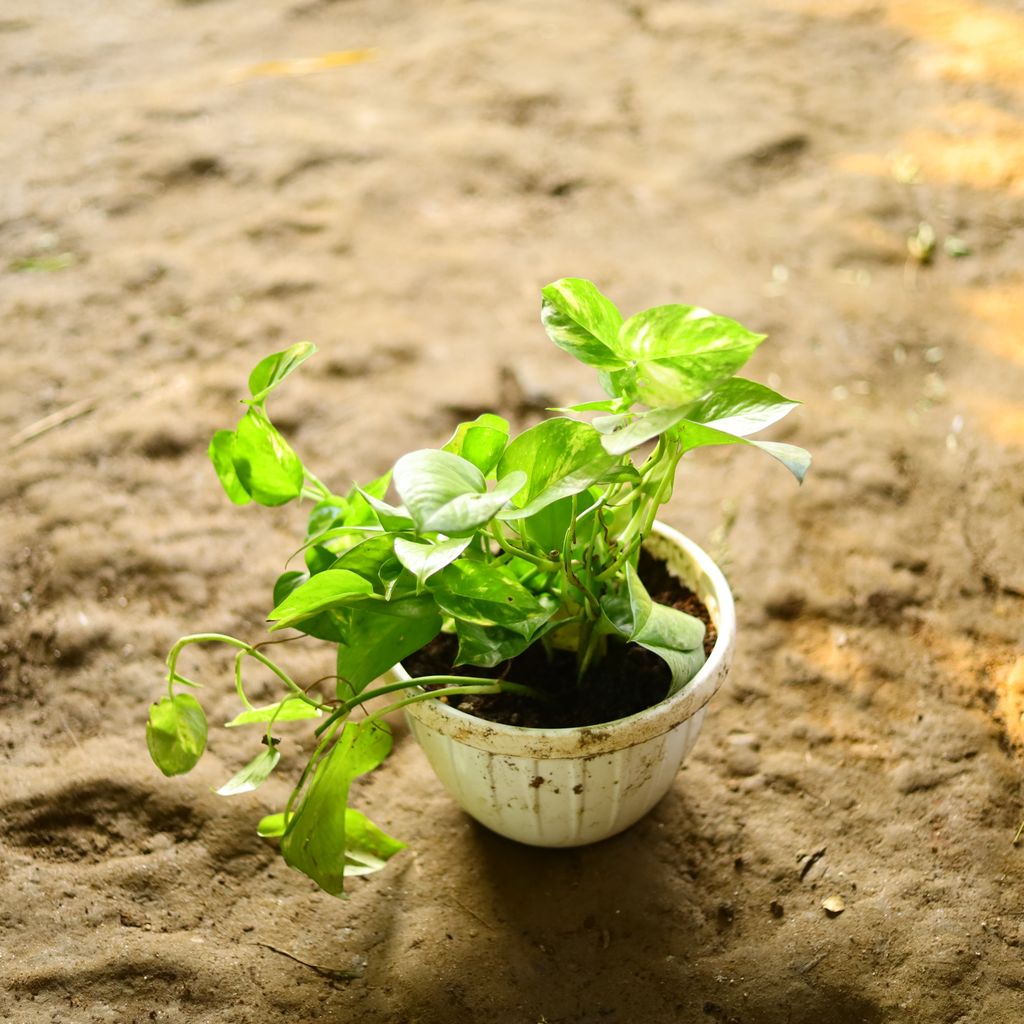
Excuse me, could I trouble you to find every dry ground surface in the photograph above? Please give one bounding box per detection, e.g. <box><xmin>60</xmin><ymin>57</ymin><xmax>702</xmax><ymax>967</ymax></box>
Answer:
<box><xmin>2</xmin><ymin>1</ymin><xmax>1023</xmax><ymax>1022</ymax></box>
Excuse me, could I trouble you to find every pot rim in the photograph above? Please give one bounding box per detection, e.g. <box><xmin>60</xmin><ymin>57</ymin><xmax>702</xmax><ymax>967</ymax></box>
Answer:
<box><xmin>399</xmin><ymin>521</ymin><xmax>735</xmax><ymax>758</ymax></box>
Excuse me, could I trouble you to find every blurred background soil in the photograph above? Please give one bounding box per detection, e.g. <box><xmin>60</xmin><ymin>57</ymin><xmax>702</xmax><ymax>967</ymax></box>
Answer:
<box><xmin>1</xmin><ymin>1</ymin><xmax>1023</xmax><ymax>1021</ymax></box>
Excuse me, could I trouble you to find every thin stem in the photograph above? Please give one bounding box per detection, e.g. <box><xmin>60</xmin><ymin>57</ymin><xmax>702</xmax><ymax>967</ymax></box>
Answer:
<box><xmin>489</xmin><ymin>521</ymin><xmax>559</xmax><ymax>571</ymax></box>
<box><xmin>166</xmin><ymin>633</ymin><xmax>330</xmax><ymax>713</ymax></box>
<box><xmin>360</xmin><ymin>685</ymin><xmax>506</xmax><ymax>727</ymax></box>
<box><xmin>315</xmin><ymin>673</ymin><xmax>549</xmax><ymax>737</ymax></box>
<box><xmin>303</xmin><ymin>469</ymin><xmax>334</xmax><ymax>501</ymax></box>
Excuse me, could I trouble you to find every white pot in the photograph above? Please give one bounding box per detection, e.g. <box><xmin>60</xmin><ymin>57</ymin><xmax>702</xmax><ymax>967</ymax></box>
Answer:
<box><xmin>400</xmin><ymin>522</ymin><xmax>735</xmax><ymax>847</ymax></box>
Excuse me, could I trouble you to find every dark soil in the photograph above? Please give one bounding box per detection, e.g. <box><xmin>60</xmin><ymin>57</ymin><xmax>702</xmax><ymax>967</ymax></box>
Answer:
<box><xmin>402</xmin><ymin>550</ymin><xmax>715</xmax><ymax>729</ymax></box>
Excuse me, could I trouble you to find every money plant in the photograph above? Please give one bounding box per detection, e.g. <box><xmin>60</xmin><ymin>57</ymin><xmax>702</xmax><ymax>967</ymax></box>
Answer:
<box><xmin>147</xmin><ymin>278</ymin><xmax>809</xmax><ymax>897</ymax></box>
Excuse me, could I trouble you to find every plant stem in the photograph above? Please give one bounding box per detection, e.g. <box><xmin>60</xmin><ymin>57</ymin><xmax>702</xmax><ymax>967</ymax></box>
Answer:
<box><xmin>315</xmin><ymin>673</ymin><xmax>548</xmax><ymax>737</ymax></box>
<box><xmin>166</xmin><ymin>633</ymin><xmax>329</xmax><ymax>712</ymax></box>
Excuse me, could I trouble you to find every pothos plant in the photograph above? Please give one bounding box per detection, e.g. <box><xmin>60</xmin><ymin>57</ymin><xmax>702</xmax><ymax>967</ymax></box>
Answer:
<box><xmin>147</xmin><ymin>278</ymin><xmax>809</xmax><ymax>897</ymax></box>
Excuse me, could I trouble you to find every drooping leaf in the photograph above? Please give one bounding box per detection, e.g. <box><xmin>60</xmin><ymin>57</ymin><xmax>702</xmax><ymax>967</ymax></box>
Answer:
<box><xmin>601</xmin><ymin>564</ymin><xmax>706</xmax><ymax>697</ymax></box>
<box><xmin>216</xmin><ymin>747</ymin><xmax>281</xmax><ymax>796</ymax></box>
<box><xmin>422</xmin><ymin>471</ymin><xmax>527</xmax><ymax>534</ymax></box>
<box><xmin>541</xmin><ymin>278</ymin><xmax>625</xmax><ymax>370</ymax></box>
<box><xmin>225</xmin><ymin>698</ymin><xmax>323</xmax><ymax>728</ymax></box>
<box><xmin>257</xmin><ymin>808</ymin><xmax>406</xmax><ymax>878</ymax></box>
<box><xmin>268</xmin><ymin>569</ymin><xmax>374</xmax><ymax>630</ymax></box>
<box><xmin>615</xmin><ymin>305</ymin><xmax>765</xmax><ymax>407</ymax></box>
<box><xmin>232</xmin><ymin>408</ymin><xmax>304</xmax><ymax>506</ymax></box>
<box><xmin>257</xmin><ymin>812</ymin><xmax>288</xmax><ymax>838</ymax></box>
<box><xmin>146</xmin><ymin>694</ymin><xmax>208</xmax><ymax>777</ymax></box>
<box><xmin>675</xmin><ymin>420</ymin><xmax>811</xmax><ymax>483</ymax></box>
<box><xmin>279</xmin><ymin>720</ymin><xmax>393</xmax><ymax>896</ymax></box>
<box><xmin>248</xmin><ymin>342</ymin><xmax>317</xmax><ymax>402</ymax></box>
<box><xmin>208</xmin><ymin>430</ymin><xmax>252</xmax><ymax>504</ymax></box>
<box><xmin>392</xmin><ymin>449</ymin><xmax>485</xmax><ymax>531</ymax></box>
<box><xmin>342</xmin><ymin>809</ymin><xmax>407</xmax><ymax>875</ymax></box>
<box><xmin>686</xmin><ymin>377</ymin><xmax>800</xmax><ymax>437</ymax></box>
<box><xmin>394</xmin><ymin>536</ymin><xmax>472</xmax><ymax>588</ymax></box>
<box><xmin>451</xmin><ymin>612</ymin><xmax>564</xmax><ymax>668</ymax></box>
<box><xmin>335</xmin><ymin>597</ymin><xmax>443</xmax><ymax>696</ymax></box>
<box><xmin>433</xmin><ymin>561</ymin><xmax>555</xmax><ymax>638</ymax></box>
<box><xmin>496</xmin><ymin>418</ymin><xmax>619</xmax><ymax>520</ymax></box>
<box><xmin>442</xmin><ymin>414</ymin><xmax>510</xmax><ymax>475</ymax></box>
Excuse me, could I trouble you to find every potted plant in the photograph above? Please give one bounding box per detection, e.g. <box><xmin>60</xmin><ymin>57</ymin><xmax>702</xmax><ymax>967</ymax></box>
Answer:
<box><xmin>146</xmin><ymin>278</ymin><xmax>809</xmax><ymax>896</ymax></box>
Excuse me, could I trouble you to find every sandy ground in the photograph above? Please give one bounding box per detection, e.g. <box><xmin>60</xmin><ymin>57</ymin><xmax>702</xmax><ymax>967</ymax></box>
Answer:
<box><xmin>2</xmin><ymin>1</ymin><xmax>1024</xmax><ymax>1021</ymax></box>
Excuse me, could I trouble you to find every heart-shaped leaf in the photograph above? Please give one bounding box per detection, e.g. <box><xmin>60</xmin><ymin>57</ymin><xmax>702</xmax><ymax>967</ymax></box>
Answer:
<box><xmin>394</xmin><ymin>536</ymin><xmax>473</xmax><ymax>587</ymax></box>
<box><xmin>393</xmin><ymin>450</ymin><xmax>485</xmax><ymax>531</ymax></box>
<box><xmin>496</xmin><ymin>418</ymin><xmax>619</xmax><ymax>520</ymax></box>
<box><xmin>232</xmin><ymin>408</ymin><xmax>304</xmax><ymax>507</ymax></box>
<box><xmin>268</xmin><ymin>569</ymin><xmax>375</xmax><ymax>630</ymax></box>
<box><xmin>615</xmin><ymin>305</ymin><xmax>765</xmax><ymax>407</ymax></box>
<box><xmin>442</xmin><ymin>413</ymin><xmax>510</xmax><ymax>474</ymax></box>
<box><xmin>541</xmin><ymin>278</ymin><xmax>625</xmax><ymax>370</ymax></box>
<box><xmin>601</xmin><ymin>564</ymin><xmax>706</xmax><ymax>697</ymax></box>
<box><xmin>248</xmin><ymin>342</ymin><xmax>317</xmax><ymax>403</ymax></box>
<box><xmin>146</xmin><ymin>694</ymin><xmax>208</xmax><ymax>777</ymax></box>
<box><xmin>686</xmin><ymin>377</ymin><xmax>800</xmax><ymax>437</ymax></box>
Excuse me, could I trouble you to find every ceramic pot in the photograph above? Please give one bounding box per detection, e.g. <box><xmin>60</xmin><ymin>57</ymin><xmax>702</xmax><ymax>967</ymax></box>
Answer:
<box><xmin>401</xmin><ymin>522</ymin><xmax>735</xmax><ymax>846</ymax></box>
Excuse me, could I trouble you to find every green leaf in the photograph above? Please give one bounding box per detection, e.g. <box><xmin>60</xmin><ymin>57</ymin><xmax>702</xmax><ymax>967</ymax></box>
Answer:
<box><xmin>335</xmin><ymin>597</ymin><xmax>442</xmax><ymax>695</ymax></box>
<box><xmin>268</xmin><ymin>569</ymin><xmax>374</xmax><ymax>630</ymax></box>
<box><xmin>280</xmin><ymin>720</ymin><xmax>393</xmax><ymax>896</ymax></box>
<box><xmin>354</xmin><ymin>488</ymin><xmax>415</xmax><ymax>531</ymax></box>
<box><xmin>272</xmin><ymin>570</ymin><xmax>348</xmax><ymax>642</ymax></box>
<box><xmin>675</xmin><ymin>420</ymin><xmax>811</xmax><ymax>483</ymax></box>
<box><xmin>434</xmin><ymin>561</ymin><xmax>554</xmax><ymax>638</ymax></box>
<box><xmin>146</xmin><ymin>694</ymin><xmax>208</xmax><ymax>777</ymax></box>
<box><xmin>208</xmin><ymin>430</ymin><xmax>252</xmax><ymax>504</ymax></box>
<box><xmin>496</xmin><ymin>418</ymin><xmax>619</xmax><ymax>520</ymax></box>
<box><xmin>422</xmin><ymin>471</ymin><xmax>527</xmax><ymax>534</ymax></box>
<box><xmin>599</xmin><ymin>404</ymin><xmax>691</xmax><ymax>456</ymax></box>
<box><xmin>330</xmin><ymin>534</ymin><xmax>403</xmax><ymax>592</ymax></box>
<box><xmin>442</xmin><ymin>414</ymin><xmax>510</xmax><ymax>475</ymax></box>
<box><xmin>304</xmin><ymin>500</ymin><xmax>355</xmax><ymax>574</ymax></box>
<box><xmin>393</xmin><ymin>450</ymin><xmax>485</xmax><ymax>531</ymax></box>
<box><xmin>451</xmin><ymin>613</ymin><xmax>563</xmax><ymax>668</ymax></box>
<box><xmin>541</xmin><ymin>278</ymin><xmax>625</xmax><ymax>370</ymax></box>
<box><xmin>307</xmin><ymin>497</ymin><xmax>348</xmax><ymax>537</ymax></box>
<box><xmin>248</xmin><ymin>342</ymin><xmax>317</xmax><ymax>402</ymax></box>
<box><xmin>394</xmin><ymin>536</ymin><xmax>472</xmax><ymax>588</ymax></box>
<box><xmin>257</xmin><ymin>808</ymin><xmax>405</xmax><ymax>878</ymax></box>
<box><xmin>553</xmin><ymin>398</ymin><xmax>625</xmax><ymax>413</ymax></box>
<box><xmin>232</xmin><ymin>408</ymin><xmax>304</xmax><ymax>506</ymax></box>
<box><xmin>602</xmin><ymin>564</ymin><xmax>706</xmax><ymax>697</ymax></box>
<box><xmin>615</xmin><ymin>305</ymin><xmax>765</xmax><ymax>406</ymax></box>
<box><xmin>225</xmin><ymin>699</ymin><xmax>323</xmax><ymax>728</ymax></box>
<box><xmin>217</xmin><ymin>747</ymin><xmax>281</xmax><ymax>796</ymax></box>
<box><xmin>343</xmin><ymin>471</ymin><xmax>392</xmax><ymax>527</ymax></box>
<box><xmin>686</xmin><ymin>377</ymin><xmax>800</xmax><ymax>437</ymax></box>
<box><xmin>342</xmin><ymin>809</ymin><xmax>407</xmax><ymax>875</ymax></box>
<box><xmin>257</xmin><ymin>812</ymin><xmax>287</xmax><ymax>838</ymax></box>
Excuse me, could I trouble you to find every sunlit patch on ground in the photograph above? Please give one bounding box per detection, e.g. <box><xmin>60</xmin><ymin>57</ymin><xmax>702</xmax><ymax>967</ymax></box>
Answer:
<box><xmin>887</xmin><ymin>0</ymin><xmax>1024</xmax><ymax>92</ymax></box>
<box><xmin>956</xmin><ymin>279</ymin><xmax>1024</xmax><ymax>368</ymax></box>
<box><xmin>997</xmin><ymin>657</ymin><xmax>1024</xmax><ymax>750</ymax></box>
<box><xmin>835</xmin><ymin>101</ymin><xmax>1024</xmax><ymax>194</ymax></box>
